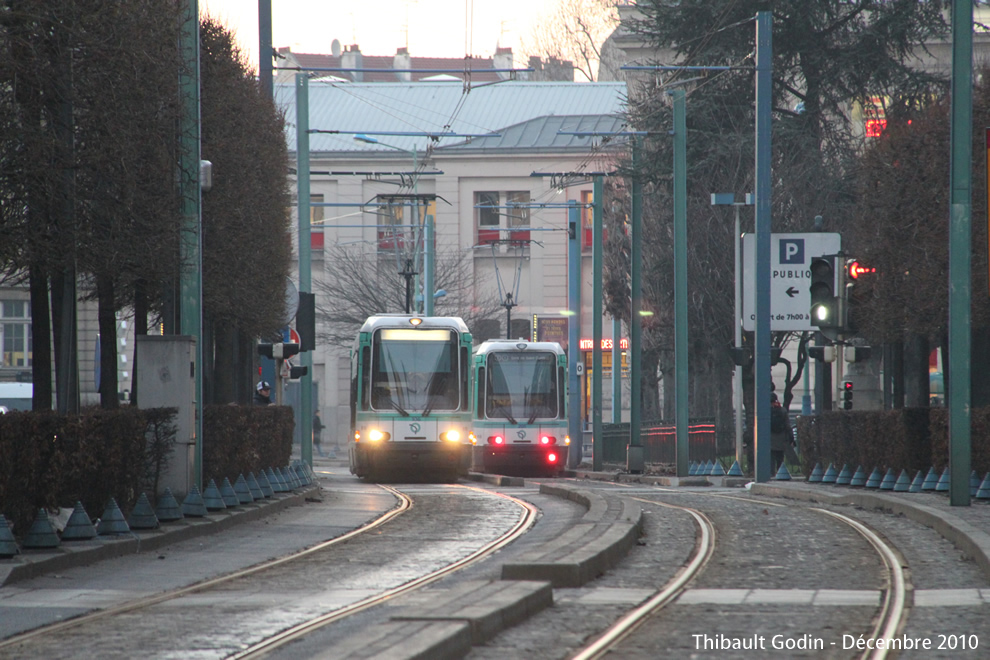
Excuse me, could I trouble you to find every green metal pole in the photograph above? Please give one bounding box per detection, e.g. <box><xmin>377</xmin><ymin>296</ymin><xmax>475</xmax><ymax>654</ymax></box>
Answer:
<box><xmin>592</xmin><ymin>176</ymin><xmax>604</xmax><ymax>472</ymax></box>
<box><xmin>949</xmin><ymin>0</ymin><xmax>972</xmax><ymax>506</ymax></box>
<box><xmin>628</xmin><ymin>140</ymin><xmax>644</xmax><ymax>473</ymax></box>
<box><xmin>671</xmin><ymin>89</ymin><xmax>689</xmax><ymax>477</ymax></box>
<box><xmin>753</xmin><ymin>11</ymin><xmax>773</xmax><ymax>483</ymax></box>
<box><xmin>296</xmin><ymin>74</ymin><xmax>313</xmax><ymax>467</ymax></box>
<box><xmin>567</xmin><ymin>201</ymin><xmax>583</xmax><ymax>468</ymax></box>
<box><xmin>612</xmin><ymin>317</ymin><xmax>622</xmax><ymax>424</ymax></box>
<box><xmin>179</xmin><ymin>0</ymin><xmax>203</xmax><ymax>491</ymax></box>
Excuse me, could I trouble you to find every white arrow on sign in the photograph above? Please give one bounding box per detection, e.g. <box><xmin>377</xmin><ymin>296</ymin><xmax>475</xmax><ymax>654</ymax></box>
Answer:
<box><xmin>741</xmin><ymin>232</ymin><xmax>841</xmax><ymax>332</ymax></box>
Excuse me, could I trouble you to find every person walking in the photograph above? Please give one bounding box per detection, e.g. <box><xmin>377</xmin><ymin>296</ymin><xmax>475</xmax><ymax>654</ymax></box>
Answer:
<box><xmin>313</xmin><ymin>410</ymin><xmax>325</xmax><ymax>457</ymax></box>
<box><xmin>254</xmin><ymin>381</ymin><xmax>272</xmax><ymax>405</ymax></box>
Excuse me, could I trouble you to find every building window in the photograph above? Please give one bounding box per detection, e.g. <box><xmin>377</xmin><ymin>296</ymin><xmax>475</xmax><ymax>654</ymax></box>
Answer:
<box><xmin>1</xmin><ymin>300</ymin><xmax>32</xmax><ymax>368</ymax></box>
<box><xmin>580</xmin><ymin>190</ymin><xmax>593</xmax><ymax>250</ymax></box>
<box><xmin>476</xmin><ymin>190</ymin><xmax>531</xmax><ymax>250</ymax></box>
<box><xmin>311</xmin><ymin>194</ymin><xmax>325</xmax><ymax>251</ymax></box>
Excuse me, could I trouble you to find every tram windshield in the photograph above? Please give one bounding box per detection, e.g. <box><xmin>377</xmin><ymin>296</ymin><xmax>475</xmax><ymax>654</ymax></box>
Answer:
<box><xmin>486</xmin><ymin>352</ymin><xmax>558</xmax><ymax>423</ymax></box>
<box><xmin>371</xmin><ymin>328</ymin><xmax>459</xmax><ymax>414</ymax></box>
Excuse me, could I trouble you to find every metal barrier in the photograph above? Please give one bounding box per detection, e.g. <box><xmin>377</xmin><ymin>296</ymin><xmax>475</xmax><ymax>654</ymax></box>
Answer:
<box><xmin>601</xmin><ymin>418</ymin><xmax>717</xmax><ymax>465</ymax></box>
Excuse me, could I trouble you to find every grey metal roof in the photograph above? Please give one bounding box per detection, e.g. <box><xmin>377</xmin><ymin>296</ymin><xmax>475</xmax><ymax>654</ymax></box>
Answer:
<box><xmin>276</xmin><ymin>81</ymin><xmax>628</xmax><ymax>156</ymax></box>
<box><xmin>436</xmin><ymin>114</ymin><xmax>628</xmax><ymax>152</ymax></box>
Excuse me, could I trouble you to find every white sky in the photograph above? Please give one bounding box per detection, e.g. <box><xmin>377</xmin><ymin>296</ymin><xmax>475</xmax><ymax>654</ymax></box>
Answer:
<box><xmin>200</xmin><ymin>0</ymin><xmax>557</xmax><ymax>72</ymax></box>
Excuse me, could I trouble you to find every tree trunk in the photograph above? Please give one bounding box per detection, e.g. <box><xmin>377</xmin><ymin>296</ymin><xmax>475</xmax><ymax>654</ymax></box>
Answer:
<box><xmin>903</xmin><ymin>332</ymin><xmax>930</xmax><ymax>408</ymax></box>
<box><xmin>131</xmin><ymin>279</ymin><xmax>149</xmax><ymax>407</ymax></box>
<box><xmin>96</xmin><ymin>273</ymin><xmax>119</xmax><ymax>409</ymax></box>
<box><xmin>29</xmin><ymin>267</ymin><xmax>53</xmax><ymax>410</ymax></box>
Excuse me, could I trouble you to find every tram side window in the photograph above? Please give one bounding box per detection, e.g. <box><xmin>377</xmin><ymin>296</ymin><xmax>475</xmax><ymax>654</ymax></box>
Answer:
<box><xmin>460</xmin><ymin>346</ymin><xmax>469</xmax><ymax>411</ymax></box>
<box><xmin>558</xmin><ymin>366</ymin><xmax>566</xmax><ymax>418</ymax></box>
<box><xmin>360</xmin><ymin>346</ymin><xmax>371</xmax><ymax>410</ymax></box>
<box><xmin>476</xmin><ymin>366</ymin><xmax>486</xmax><ymax>417</ymax></box>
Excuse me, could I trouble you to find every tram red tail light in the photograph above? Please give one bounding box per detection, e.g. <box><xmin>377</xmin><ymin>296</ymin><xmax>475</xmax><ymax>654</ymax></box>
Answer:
<box><xmin>539</xmin><ymin>435</ymin><xmax>557</xmax><ymax>445</ymax></box>
<box><xmin>547</xmin><ymin>453</ymin><xmax>558</xmax><ymax>463</ymax></box>
<box><xmin>488</xmin><ymin>435</ymin><xmax>505</xmax><ymax>445</ymax></box>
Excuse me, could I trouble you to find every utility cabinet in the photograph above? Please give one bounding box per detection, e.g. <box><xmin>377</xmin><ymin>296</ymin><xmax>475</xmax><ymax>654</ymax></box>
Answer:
<box><xmin>136</xmin><ymin>335</ymin><xmax>196</xmax><ymax>499</ymax></box>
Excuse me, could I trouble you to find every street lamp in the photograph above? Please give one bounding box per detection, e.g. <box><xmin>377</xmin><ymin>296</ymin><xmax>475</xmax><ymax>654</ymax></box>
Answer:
<box><xmin>712</xmin><ymin>192</ymin><xmax>753</xmax><ymax>470</ymax></box>
<box><xmin>353</xmin><ymin>134</ymin><xmax>435</xmax><ymax>315</ymax></box>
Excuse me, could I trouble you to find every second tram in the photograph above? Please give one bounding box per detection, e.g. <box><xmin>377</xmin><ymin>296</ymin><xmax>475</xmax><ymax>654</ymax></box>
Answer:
<box><xmin>349</xmin><ymin>315</ymin><xmax>474</xmax><ymax>481</ymax></box>
<box><xmin>472</xmin><ymin>340</ymin><xmax>569</xmax><ymax>476</ymax></box>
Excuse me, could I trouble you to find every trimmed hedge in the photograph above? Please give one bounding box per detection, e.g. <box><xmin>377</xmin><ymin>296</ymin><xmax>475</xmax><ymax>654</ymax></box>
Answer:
<box><xmin>0</xmin><ymin>404</ymin><xmax>293</xmax><ymax>538</ymax></box>
<box><xmin>796</xmin><ymin>407</ymin><xmax>990</xmax><ymax>477</ymax></box>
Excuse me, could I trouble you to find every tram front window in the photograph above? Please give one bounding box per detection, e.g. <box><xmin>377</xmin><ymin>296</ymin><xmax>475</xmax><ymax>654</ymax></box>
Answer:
<box><xmin>486</xmin><ymin>352</ymin><xmax>558</xmax><ymax>422</ymax></box>
<box><xmin>371</xmin><ymin>328</ymin><xmax>459</xmax><ymax>413</ymax></box>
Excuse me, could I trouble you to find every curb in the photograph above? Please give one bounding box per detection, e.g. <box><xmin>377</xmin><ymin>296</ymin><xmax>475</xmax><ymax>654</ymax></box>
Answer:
<box><xmin>0</xmin><ymin>485</ymin><xmax>320</xmax><ymax>587</ymax></box>
<box><xmin>569</xmin><ymin>468</ymin><xmax>749</xmax><ymax>489</ymax></box>
<box><xmin>752</xmin><ymin>483</ymin><xmax>990</xmax><ymax>583</ymax></box>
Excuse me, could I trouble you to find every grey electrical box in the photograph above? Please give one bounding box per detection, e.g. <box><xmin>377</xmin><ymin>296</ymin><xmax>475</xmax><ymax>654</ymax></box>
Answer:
<box><xmin>136</xmin><ymin>335</ymin><xmax>197</xmax><ymax>500</ymax></box>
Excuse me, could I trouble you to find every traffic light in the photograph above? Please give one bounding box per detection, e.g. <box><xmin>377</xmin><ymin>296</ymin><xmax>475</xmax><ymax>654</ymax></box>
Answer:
<box><xmin>845</xmin><ymin>346</ymin><xmax>872</xmax><ymax>362</ymax></box>
<box><xmin>809</xmin><ymin>256</ymin><xmax>839</xmax><ymax>328</ymax></box>
<box><xmin>841</xmin><ymin>380</ymin><xmax>854</xmax><ymax>410</ymax></box>
<box><xmin>289</xmin><ymin>365</ymin><xmax>308</xmax><ymax>379</ymax></box>
<box><xmin>807</xmin><ymin>346</ymin><xmax>836</xmax><ymax>362</ymax></box>
<box><xmin>296</xmin><ymin>292</ymin><xmax>316</xmax><ymax>352</ymax></box>
<box><xmin>846</xmin><ymin>260</ymin><xmax>876</xmax><ymax>280</ymax></box>
<box><xmin>257</xmin><ymin>342</ymin><xmax>301</xmax><ymax>360</ymax></box>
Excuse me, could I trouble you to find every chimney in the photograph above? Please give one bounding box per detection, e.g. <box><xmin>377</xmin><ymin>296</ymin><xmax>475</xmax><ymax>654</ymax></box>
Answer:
<box><xmin>393</xmin><ymin>47</ymin><xmax>412</xmax><ymax>82</ymax></box>
<box><xmin>341</xmin><ymin>44</ymin><xmax>363</xmax><ymax>82</ymax></box>
<box><xmin>494</xmin><ymin>46</ymin><xmax>513</xmax><ymax>81</ymax></box>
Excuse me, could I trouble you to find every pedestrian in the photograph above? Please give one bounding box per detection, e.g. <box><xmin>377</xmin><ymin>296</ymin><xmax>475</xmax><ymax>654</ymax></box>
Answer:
<box><xmin>254</xmin><ymin>381</ymin><xmax>272</xmax><ymax>405</ymax></box>
<box><xmin>769</xmin><ymin>393</ymin><xmax>798</xmax><ymax>474</ymax></box>
<box><xmin>313</xmin><ymin>410</ymin><xmax>325</xmax><ymax>456</ymax></box>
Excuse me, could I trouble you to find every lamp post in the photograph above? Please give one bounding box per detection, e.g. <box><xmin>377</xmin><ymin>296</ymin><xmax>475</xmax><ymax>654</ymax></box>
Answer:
<box><xmin>354</xmin><ymin>134</ymin><xmax>435</xmax><ymax>315</ymax></box>
<box><xmin>712</xmin><ymin>193</ymin><xmax>754</xmax><ymax>470</ymax></box>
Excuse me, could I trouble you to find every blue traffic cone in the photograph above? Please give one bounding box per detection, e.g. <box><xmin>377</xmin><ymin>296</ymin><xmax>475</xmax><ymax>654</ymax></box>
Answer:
<box><xmin>909</xmin><ymin>470</ymin><xmax>925</xmax><ymax>493</ymax></box>
<box><xmin>219</xmin><ymin>478</ymin><xmax>239</xmax><ymax>508</ymax></box>
<box><xmin>970</xmin><ymin>471</ymin><xmax>981</xmax><ymax>497</ymax></box>
<box><xmin>710</xmin><ymin>460</ymin><xmax>726</xmax><ymax>477</ymax></box>
<box><xmin>935</xmin><ymin>467</ymin><xmax>950</xmax><ymax>492</ymax></box>
<box><xmin>247</xmin><ymin>472</ymin><xmax>266</xmax><ymax>499</ymax></box>
<box><xmin>234</xmin><ymin>474</ymin><xmax>254</xmax><ymax>504</ymax></box>
<box><xmin>774</xmin><ymin>463</ymin><xmax>792</xmax><ymax>480</ymax></box>
<box><xmin>203</xmin><ymin>479</ymin><xmax>227</xmax><ymax>510</ymax></box>
<box><xmin>256</xmin><ymin>470</ymin><xmax>274</xmax><ymax>498</ymax></box>
<box><xmin>22</xmin><ymin>509</ymin><xmax>60</xmax><ymax>549</ymax></box>
<box><xmin>156</xmin><ymin>487</ymin><xmax>183</xmax><ymax>522</ymax></box>
<box><xmin>976</xmin><ymin>473</ymin><xmax>990</xmax><ymax>500</ymax></box>
<box><xmin>727</xmin><ymin>460</ymin><xmax>744</xmax><ymax>477</ymax></box>
<box><xmin>850</xmin><ymin>466</ymin><xmax>867</xmax><ymax>487</ymax></box>
<box><xmin>127</xmin><ymin>493</ymin><xmax>160</xmax><ymax>530</ymax></box>
<box><xmin>865</xmin><ymin>467</ymin><xmax>884</xmax><ymax>489</ymax></box>
<box><xmin>893</xmin><ymin>469</ymin><xmax>911</xmax><ymax>492</ymax></box>
<box><xmin>61</xmin><ymin>501</ymin><xmax>98</xmax><ymax>541</ymax></box>
<box><xmin>808</xmin><ymin>463</ymin><xmax>823</xmax><ymax>483</ymax></box>
<box><xmin>181</xmin><ymin>486</ymin><xmax>208</xmax><ymax>517</ymax></box>
<box><xmin>835</xmin><ymin>464</ymin><xmax>852</xmax><ymax>485</ymax></box>
<box><xmin>97</xmin><ymin>498</ymin><xmax>131</xmax><ymax>535</ymax></box>
<box><xmin>822</xmin><ymin>463</ymin><xmax>838</xmax><ymax>484</ymax></box>
<box><xmin>921</xmin><ymin>466</ymin><xmax>939</xmax><ymax>491</ymax></box>
<box><xmin>0</xmin><ymin>514</ymin><xmax>18</xmax><ymax>557</ymax></box>
<box><xmin>878</xmin><ymin>468</ymin><xmax>897</xmax><ymax>490</ymax></box>
<box><xmin>688</xmin><ymin>461</ymin><xmax>697</xmax><ymax>476</ymax></box>
<box><xmin>282</xmin><ymin>466</ymin><xmax>299</xmax><ymax>489</ymax></box>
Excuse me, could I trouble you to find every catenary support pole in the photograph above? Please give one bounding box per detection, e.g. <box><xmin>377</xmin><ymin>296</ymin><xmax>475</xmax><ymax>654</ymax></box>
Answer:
<box><xmin>628</xmin><ymin>140</ymin><xmax>644</xmax><ymax>473</ymax></box>
<box><xmin>296</xmin><ymin>74</ymin><xmax>313</xmax><ymax>467</ymax></box>
<box><xmin>592</xmin><ymin>176</ymin><xmax>604</xmax><ymax>472</ymax></box>
<box><xmin>948</xmin><ymin>0</ymin><xmax>972</xmax><ymax>506</ymax></box>
<box><xmin>567</xmin><ymin>201</ymin><xmax>583</xmax><ymax>468</ymax></box>
<box><xmin>671</xmin><ymin>89</ymin><xmax>689</xmax><ymax>477</ymax></box>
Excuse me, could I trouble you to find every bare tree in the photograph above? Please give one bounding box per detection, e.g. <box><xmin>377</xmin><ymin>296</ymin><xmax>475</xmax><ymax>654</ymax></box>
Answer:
<box><xmin>521</xmin><ymin>0</ymin><xmax>620</xmax><ymax>82</ymax></box>
<box><xmin>314</xmin><ymin>243</ymin><xmax>501</xmax><ymax>348</ymax></box>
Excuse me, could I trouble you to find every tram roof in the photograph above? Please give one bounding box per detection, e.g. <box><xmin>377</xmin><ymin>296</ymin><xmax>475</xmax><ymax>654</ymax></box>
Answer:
<box><xmin>474</xmin><ymin>339</ymin><xmax>565</xmax><ymax>356</ymax></box>
<box><xmin>358</xmin><ymin>314</ymin><xmax>470</xmax><ymax>334</ymax></box>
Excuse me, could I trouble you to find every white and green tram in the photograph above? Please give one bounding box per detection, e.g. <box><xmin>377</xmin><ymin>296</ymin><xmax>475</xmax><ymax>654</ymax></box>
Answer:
<box><xmin>349</xmin><ymin>315</ymin><xmax>474</xmax><ymax>481</ymax></box>
<box><xmin>473</xmin><ymin>339</ymin><xmax>569</xmax><ymax>476</ymax></box>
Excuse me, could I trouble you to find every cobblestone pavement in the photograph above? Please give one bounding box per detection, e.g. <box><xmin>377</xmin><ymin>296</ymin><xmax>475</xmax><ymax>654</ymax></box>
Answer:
<box><xmin>469</xmin><ymin>481</ymin><xmax>990</xmax><ymax>659</ymax></box>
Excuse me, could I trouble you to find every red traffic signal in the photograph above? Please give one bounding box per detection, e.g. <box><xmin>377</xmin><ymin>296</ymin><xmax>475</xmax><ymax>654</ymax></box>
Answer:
<box><xmin>846</xmin><ymin>261</ymin><xmax>875</xmax><ymax>280</ymax></box>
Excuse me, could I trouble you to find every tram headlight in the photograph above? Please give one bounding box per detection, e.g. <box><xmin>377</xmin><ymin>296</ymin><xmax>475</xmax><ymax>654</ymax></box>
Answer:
<box><xmin>441</xmin><ymin>430</ymin><xmax>461</xmax><ymax>443</ymax></box>
<box><xmin>368</xmin><ymin>429</ymin><xmax>390</xmax><ymax>442</ymax></box>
